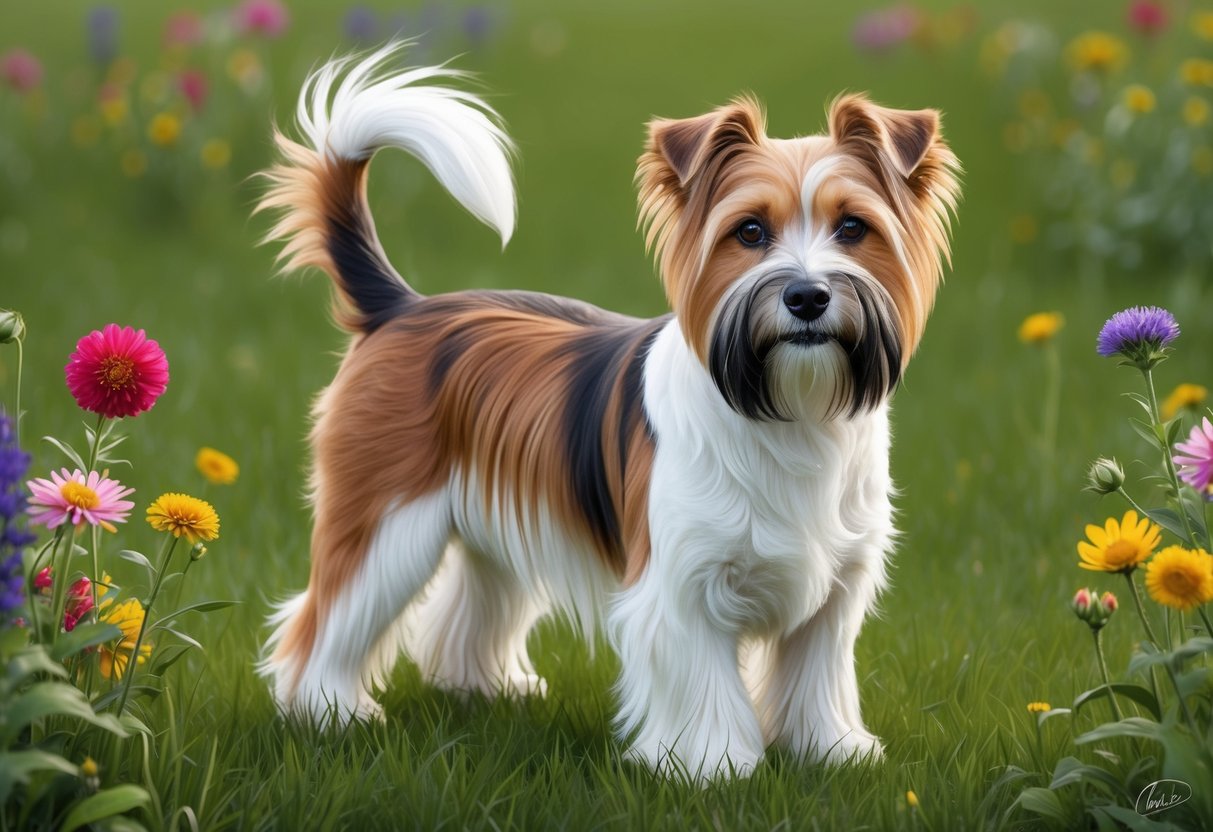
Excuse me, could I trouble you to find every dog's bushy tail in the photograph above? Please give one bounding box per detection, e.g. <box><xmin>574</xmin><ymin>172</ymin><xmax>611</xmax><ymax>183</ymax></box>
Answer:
<box><xmin>257</xmin><ymin>43</ymin><xmax>516</xmax><ymax>333</ymax></box>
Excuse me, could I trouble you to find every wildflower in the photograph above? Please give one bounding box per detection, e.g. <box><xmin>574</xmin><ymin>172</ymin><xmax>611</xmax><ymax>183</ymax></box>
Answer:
<box><xmin>344</xmin><ymin>6</ymin><xmax>378</xmax><ymax>43</ymax></box>
<box><xmin>80</xmin><ymin>757</ymin><xmax>98</xmax><ymax>778</ymax></box>
<box><xmin>98</xmin><ymin>598</ymin><xmax>152</xmax><ymax>680</ymax></box>
<box><xmin>33</xmin><ymin>567</ymin><xmax>51</xmax><ymax>592</ymax></box>
<box><xmin>190</xmin><ymin>543</ymin><xmax>208</xmax><ymax>562</ymax></box>
<box><xmin>1085</xmin><ymin>457</ymin><xmax>1125</xmax><ymax>495</ymax></box>
<box><xmin>852</xmin><ymin>7</ymin><xmax>920</xmax><ymax>53</ymax></box>
<box><xmin>148</xmin><ymin>113</ymin><xmax>182</xmax><ymax>147</ymax></box>
<box><xmin>225</xmin><ymin>49</ymin><xmax>264</xmax><ymax>91</ymax></box>
<box><xmin>1066</xmin><ymin>32</ymin><xmax>1128</xmax><ymax>73</ymax></box>
<box><xmin>200</xmin><ymin>139</ymin><xmax>231</xmax><ymax>170</ymax></box>
<box><xmin>1122</xmin><ymin>84</ymin><xmax>1156</xmax><ymax>114</ymax></box>
<box><xmin>98</xmin><ymin>86</ymin><xmax>128</xmax><ymax>126</ymax></box>
<box><xmin>1174</xmin><ymin>417</ymin><xmax>1213</xmax><ymax>499</ymax></box>
<box><xmin>178</xmin><ymin>70</ymin><xmax>208</xmax><ymax>113</ymax></box>
<box><xmin>1162</xmin><ymin>383</ymin><xmax>1207</xmax><ymax>420</ymax></box>
<box><xmin>905</xmin><ymin>790</ymin><xmax>919</xmax><ymax>808</ymax></box>
<box><xmin>195</xmin><ymin>447</ymin><xmax>238</xmax><ymax>485</ymax></box>
<box><xmin>86</xmin><ymin>6</ymin><xmax>120</xmax><ymax>66</ymax></box>
<box><xmin>1194</xmin><ymin>11</ymin><xmax>1213</xmax><ymax>40</ymax></box>
<box><xmin>1179</xmin><ymin>58</ymin><xmax>1213</xmax><ymax>86</ymax></box>
<box><xmin>1072</xmin><ymin>586</ymin><xmax>1117</xmax><ymax>629</ymax></box>
<box><xmin>0</xmin><ymin>310</ymin><xmax>24</xmax><ymax>344</ymax></box>
<box><xmin>64</xmin><ymin>577</ymin><xmax>94</xmax><ymax>631</ymax></box>
<box><xmin>1127</xmin><ymin>1</ymin><xmax>1168</xmax><ymax>36</ymax></box>
<box><xmin>146</xmin><ymin>493</ymin><xmax>219</xmax><ymax>544</ymax></box>
<box><xmin>1072</xmin><ymin>587</ymin><xmax>1093</xmax><ymax>614</ymax></box>
<box><xmin>1095</xmin><ymin>306</ymin><xmax>1179</xmax><ymax>370</ymax></box>
<box><xmin>0</xmin><ymin>551</ymin><xmax>22</xmax><ymax>621</ymax></box>
<box><xmin>26</xmin><ymin>469</ymin><xmax>134</xmax><ymax>533</ymax></box>
<box><xmin>1018</xmin><ymin>311</ymin><xmax>1063</xmax><ymax>344</ymax></box>
<box><xmin>163</xmin><ymin>11</ymin><xmax>205</xmax><ymax>48</ymax></box>
<box><xmin>1077</xmin><ymin>510</ymin><xmax>1161</xmax><ymax>573</ymax></box>
<box><xmin>1100</xmin><ymin>591</ymin><xmax>1118</xmax><ymax>613</ymax></box>
<box><xmin>65</xmin><ymin>324</ymin><xmax>169</xmax><ymax>418</ymax></box>
<box><xmin>1026</xmin><ymin>701</ymin><xmax>1051</xmax><ymax>713</ymax></box>
<box><xmin>1145</xmin><ymin>546</ymin><xmax>1213</xmax><ymax>611</ymax></box>
<box><xmin>1183</xmin><ymin>97</ymin><xmax>1210</xmax><ymax>127</ymax></box>
<box><xmin>462</xmin><ymin>6</ymin><xmax>496</xmax><ymax>47</ymax></box>
<box><xmin>1</xmin><ymin>49</ymin><xmax>42</xmax><ymax>93</ymax></box>
<box><xmin>234</xmin><ymin>0</ymin><xmax>290</xmax><ymax>38</ymax></box>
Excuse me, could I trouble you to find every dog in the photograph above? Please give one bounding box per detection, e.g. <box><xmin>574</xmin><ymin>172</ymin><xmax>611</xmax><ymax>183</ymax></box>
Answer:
<box><xmin>257</xmin><ymin>44</ymin><xmax>959</xmax><ymax>779</ymax></box>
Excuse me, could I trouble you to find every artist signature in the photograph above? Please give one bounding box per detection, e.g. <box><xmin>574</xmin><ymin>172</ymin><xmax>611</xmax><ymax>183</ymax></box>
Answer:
<box><xmin>1135</xmin><ymin>779</ymin><xmax>1192</xmax><ymax>816</ymax></box>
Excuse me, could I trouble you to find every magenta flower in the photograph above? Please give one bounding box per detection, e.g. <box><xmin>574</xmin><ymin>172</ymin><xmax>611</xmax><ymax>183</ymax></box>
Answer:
<box><xmin>65</xmin><ymin>324</ymin><xmax>169</xmax><ymax>419</ymax></box>
<box><xmin>234</xmin><ymin>0</ymin><xmax>290</xmax><ymax>38</ymax></box>
<box><xmin>27</xmin><ymin>469</ymin><xmax>134</xmax><ymax>533</ymax></box>
<box><xmin>1</xmin><ymin>49</ymin><xmax>43</xmax><ymax>93</ymax></box>
<box><xmin>852</xmin><ymin>6</ymin><xmax>920</xmax><ymax>53</ymax></box>
<box><xmin>164</xmin><ymin>11</ymin><xmax>205</xmax><ymax>48</ymax></box>
<box><xmin>1127</xmin><ymin>0</ymin><xmax>1168</xmax><ymax>36</ymax></box>
<box><xmin>64</xmin><ymin>577</ymin><xmax>94</xmax><ymax>631</ymax></box>
<box><xmin>1175</xmin><ymin>417</ymin><xmax>1213</xmax><ymax>501</ymax></box>
<box><xmin>33</xmin><ymin>566</ymin><xmax>52</xmax><ymax>592</ymax></box>
<box><xmin>179</xmin><ymin>69</ymin><xmax>209</xmax><ymax>112</ymax></box>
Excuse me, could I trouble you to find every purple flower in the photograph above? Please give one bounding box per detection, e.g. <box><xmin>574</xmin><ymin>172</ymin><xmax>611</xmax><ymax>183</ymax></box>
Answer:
<box><xmin>86</xmin><ymin>5</ymin><xmax>120</xmax><ymax>66</ymax></box>
<box><xmin>1175</xmin><ymin>417</ymin><xmax>1213</xmax><ymax>501</ymax></box>
<box><xmin>1096</xmin><ymin>306</ymin><xmax>1179</xmax><ymax>369</ymax></box>
<box><xmin>344</xmin><ymin>6</ymin><xmax>378</xmax><ymax>43</ymax></box>
<box><xmin>462</xmin><ymin>6</ymin><xmax>496</xmax><ymax>47</ymax></box>
<box><xmin>0</xmin><ymin>414</ymin><xmax>30</xmax><ymax>622</ymax></box>
<box><xmin>852</xmin><ymin>5</ymin><xmax>920</xmax><ymax>53</ymax></box>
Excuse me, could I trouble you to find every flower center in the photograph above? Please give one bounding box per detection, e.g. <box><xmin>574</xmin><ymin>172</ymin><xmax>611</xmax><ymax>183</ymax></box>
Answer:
<box><xmin>97</xmin><ymin>355</ymin><xmax>136</xmax><ymax>391</ymax></box>
<box><xmin>60</xmin><ymin>481</ymin><xmax>100</xmax><ymax>510</ymax></box>
<box><xmin>1104</xmin><ymin>540</ymin><xmax>1139</xmax><ymax>568</ymax></box>
<box><xmin>1163</xmin><ymin>570</ymin><xmax>1196</xmax><ymax>597</ymax></box>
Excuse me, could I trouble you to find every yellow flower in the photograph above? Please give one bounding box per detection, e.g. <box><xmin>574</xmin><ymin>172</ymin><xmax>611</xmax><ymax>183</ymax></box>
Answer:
<box><xmin>195</xmin><ymin>447</ymin><xmax>239</xmax><ymax>485</ymax></box>
<box><xmin>120</xmin><ymin>149</ymin><xmax>147</xmax><ymax>179</ymax></box>
<box><xmin>80</xmin><ymin>757</ymin><xmax>99</xmax><ymax>778</ymax></box>
<box><xmin>200</xmin><ymin>139</ymin><xmax>231</xmax><ymax>170</ymax></box>
<box><xmin>1066</xmin><ymin>32</ymin><xmax>1128</xmax><ymax>74</ymax></box>
<box><xmin>1162</xmin><ymin>383</ymin><xmax>1208</xmax><ymax>420</ymax></box>
<box><xmin>1145</xmin><ymin>546</ymin><xmax>1213</xmax><ymax>611</ymax></box>
<box><xmin>98</xmin><ymin>598</ymin><xmax>152</xmax><ymax>680</ymax></box>
<box><xmin>1179</xmin><ymin>58</ymin><xmax>1213</xmax><ymax>87</ymax></box>
<box><xmin>1193</xmin><ymin>11</ymin><xmax>1213</xmax><ymax>40</ymax></box>
<box><xmin>906</xmin><ymin>790</ymin><xmax>919</xmax><ymax>809</ymax></box>
<box><xmin>1183</xmin><ymin>97</ymin><xmax>1210</xmax><ymax>127</ymax></box>
<box><xmin>99</xmin><ymin>94</ymin><xmax>128</xmax><ymax>127</ymax></box>
<box><xmin>1122</xmin><ymin>85</ymin><xmax>1155</xmax><ymax>115</ymax></box>
<box><xmin>147</xmin><ymin>112</ymin><xmax>181</xmax><ymax>147</ymax></box>
<box><xmin>1077</xmin><ymin>510</ymin><xmax>1161</xmax><ymax>573</ymax></box>
<box><xmin>1018</xmin><ymin>312</ymin><xmax>1064</xmax><ymax>344</ymax></box>
<box><xmin>146</xmin><ymin>493</ymin><xmax>220</xmax><ymax>543</ymax></box>
<box><xmin>1026</xmin><ymin>701</ymin><xmax>1051</xmax><ymax>713</ymax></box>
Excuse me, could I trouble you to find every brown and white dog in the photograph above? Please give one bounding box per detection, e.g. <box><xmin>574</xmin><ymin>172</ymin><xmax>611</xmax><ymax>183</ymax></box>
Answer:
<box><xmin>258</xmin><ymin>44</ymin><xmax>960</xmax><ymax>779</ymax></box>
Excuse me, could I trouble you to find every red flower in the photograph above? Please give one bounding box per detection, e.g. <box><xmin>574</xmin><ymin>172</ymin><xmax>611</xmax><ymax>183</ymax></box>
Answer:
<box><xmin>64</xmin><ymin>324</ymin><xmax>169</xmax><ymax>419</ymax></box>
<box><xmin>1127</xmin><ymin>0</ymin><xmax>1168</xmax><ymax>36</ymax></box>
<box><xmin>234</xmin><ymin>0</ymin><xmax>290</xmax><ymax>38</ymax></box>
<box><xmin>179</xmin><ymin>69</ymin><xmax>209</xmax><ymax>112</ymax></box>
<box><xmin>1</xmin><ymin>49</ymin><xmax>43</xmax><ymax>93</ymax></box>
<box><xmin>34</xmin><ymin>566</ymin><xmax>52</xmax><ymax>592</ymax></box>
<box><xmin>64</xmin><ymin>577</ymin><xmax>94</xmax><ymax>631</ymax></box>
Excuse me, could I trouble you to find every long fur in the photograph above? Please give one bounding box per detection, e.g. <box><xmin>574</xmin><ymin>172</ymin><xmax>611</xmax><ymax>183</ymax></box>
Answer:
<box><xmin>257</xmin><ymin>46</ymin><xmax>960</xmax><ymax>781</ymax></box>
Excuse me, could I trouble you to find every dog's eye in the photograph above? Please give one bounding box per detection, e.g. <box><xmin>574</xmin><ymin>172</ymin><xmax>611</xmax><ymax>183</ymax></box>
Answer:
<box><xmin>837</xmin><ymin>216</ymin><xmax>867</xmax><ymax>243</ymax></box>
<box><xmin>736</xmin><ymin>220</ymin><xmax>768</xmax><ymax>248</ymax></box>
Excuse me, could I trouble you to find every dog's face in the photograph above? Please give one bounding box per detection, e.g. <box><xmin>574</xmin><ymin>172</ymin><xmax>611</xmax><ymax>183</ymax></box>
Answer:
<box><xmin>638</xmin><ymin>95</ymin><xmax>960</xmax><ymax>421</ymax></box>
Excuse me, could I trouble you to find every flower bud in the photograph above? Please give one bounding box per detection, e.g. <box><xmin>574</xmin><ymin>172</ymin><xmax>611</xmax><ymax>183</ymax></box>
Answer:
<box><xmin>190</xmin><ymin>542</ymin><xmax>207</xmax><ymax>561</ymax></box>
<box><xmin>1085</xmin><ymin>457</ymin><xmax>1125</xmax><ymax>495</ymax></box>
<box><xmin>0</xmin><ymin>309</ymin><xmax>24</xmax><ymax>344</ymax></box>
<box><xmin>1072</xmin><ymin>587</ymin><xmax>1092</xmax><ymax>614</ymax></box>
<box><xmin>1100</xmin><ymin>591</ymin><xmax>1118</xmax><ymax>614</ymax></box>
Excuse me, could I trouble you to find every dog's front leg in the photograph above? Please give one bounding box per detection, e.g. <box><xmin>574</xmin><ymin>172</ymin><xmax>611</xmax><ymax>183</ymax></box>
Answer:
<box><xmin>755</xmin><ymin>562</ymin><xmax>884</xmax><ymax>763</ymax></box>
<box><xmin>609</xmin><ymin>563</ymin><xmax>766</xmax><ymax>781</ymax></box>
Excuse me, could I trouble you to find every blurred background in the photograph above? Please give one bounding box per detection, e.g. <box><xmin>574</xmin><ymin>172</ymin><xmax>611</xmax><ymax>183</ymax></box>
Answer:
<box><xmin>2</xmin><ymin>0</ymin><xmax>1212</xmax><ymax>761</ymax></box>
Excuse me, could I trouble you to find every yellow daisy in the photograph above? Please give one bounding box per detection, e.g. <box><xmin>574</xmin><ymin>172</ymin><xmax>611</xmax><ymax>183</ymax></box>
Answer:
<box><xmin>1077</xmin><ymin>510</ymin><xmax>1161</xmax><ymax>573</ymax></box>
<box><xmin>147</xmin><ymin>112</ymin><xmax>182</xmax><ymax>147</ymax></box>
<box><xmin>97</xmin><ymin>598</ymin><xmax>152</xmax><ymax>680</ymax></box>
<box><xmin>1161</xmin><ymin>383</ymin><xmax>1207</xmax><ymax>421</ymax></box>
<box><xmin>1018</xmin><ymin>311</ymin><xmax>1064</xmax><ymax>344</ymax></box>
<box><xmin>195</xmin><ymin>447</ymin><xmax>239</xmax><ymax>485</ymax></box>
<box><xmin>1066</xmin><ymin>32</ymin><xmax>1128</xmax><ymax>74</ymax></box>
<box><xmin>1026</xmin><ymin>701</ymin><xmax>1051</xmax><ymax>713</ymax></box>
<box><xmin>146</xmin><ymin>493</ymin><xmax>220</xmax><ymax>543</ymax></box>
<box><xmin>1122</xmin><ymin>84</ymin><xmax>1156</xmax><ymax>115</ymax></box>
<box><xmin>1145</xmin><ymin>547</ymin><xmax>1213</xmax><ymax>611</ymax></box>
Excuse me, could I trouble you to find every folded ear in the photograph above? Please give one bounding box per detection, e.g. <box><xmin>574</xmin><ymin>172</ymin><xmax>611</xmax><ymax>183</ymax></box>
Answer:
<box><xmin>828</xmin><ymin>94</ymin><xmax>940</xmax><ymax>179</ymax></box>
<box><xmin>643</xmin><ymin>98</ymin><xmax>765</xmax><ymax>190</ymax></box>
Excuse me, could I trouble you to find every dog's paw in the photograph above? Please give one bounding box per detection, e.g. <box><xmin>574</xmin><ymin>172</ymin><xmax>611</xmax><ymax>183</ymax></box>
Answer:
<box><xmin>624</xmin><ymin>740</ymin><xmax>762</xmax><ymax>783</ymax></box>
<box><xmin>821</xmin><ymin>729</ymin><xmax>884</xmax><ymax>765</ymax></box>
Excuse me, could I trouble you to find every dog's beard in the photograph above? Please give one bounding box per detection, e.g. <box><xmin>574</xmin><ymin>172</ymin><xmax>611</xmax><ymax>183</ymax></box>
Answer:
<box><xmin>707</xmin><ymin>268</ymin><xmax>903</xmax><ymax>422</ymax></box>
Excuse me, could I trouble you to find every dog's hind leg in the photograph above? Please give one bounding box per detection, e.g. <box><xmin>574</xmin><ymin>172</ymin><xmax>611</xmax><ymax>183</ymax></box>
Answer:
<box><xmin>404</xmin><ymin>539</ymin><xmax>545</xmax><ymax>698</ymax></box>
<box><xmin>262</xmin><ymin>489</ymin><xmax>452</xmax><ymax>724</ymax></box>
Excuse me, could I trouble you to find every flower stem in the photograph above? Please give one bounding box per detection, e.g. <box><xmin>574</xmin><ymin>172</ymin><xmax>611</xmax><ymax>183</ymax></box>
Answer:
<box><xmin>13</xmin><ymin>335</ymin><xmax>23</xmax><ymax>447</ymax></box>
<box><xmin>1093</xmin><ymin>629</ymin><xmax>1123</xmax><ymax>722</ymax></box>
<box><xmin>1199</xmin><ymin>607</ymin><xmax>1213</xmax><ymax>640</ymax></box>
<box><xmin>85</xmin><ymin>412</ymin><xmax>105</xmax><ymax>474</ymax></box>
<box><xmin>1115</xmin><ymin>487</ymin><xmax>1151</xmax><ymax>521</ymax></box>
<box><xmin>24</xmin><ymin>531</ymin><xmax>60</xmax><ymax>639</ymax></box>
<box><xmin>115</xmin><ymin>535</ymin><xmax>177</xmax><ymax>716</ymax></box>
<box><xmin>1041</xmin><ymin>342</ymin><xmax>1061</xmax><ymax>486</ymax></box>
<box><xmin>1143</xmin><ymin>368</ymin><xmax>1200</xmax><ymax>549</ymax></box>
<box><xmin>1124</xmin><ymin>571</ymin><xmax>1161</xmax><ymax>647</ymax></box>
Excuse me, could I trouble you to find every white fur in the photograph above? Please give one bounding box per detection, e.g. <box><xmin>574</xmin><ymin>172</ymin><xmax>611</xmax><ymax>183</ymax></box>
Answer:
<box><xmin>296</xmin><ymin>43</ymin><xmax>516</xmax><ymax>243</ymax></box>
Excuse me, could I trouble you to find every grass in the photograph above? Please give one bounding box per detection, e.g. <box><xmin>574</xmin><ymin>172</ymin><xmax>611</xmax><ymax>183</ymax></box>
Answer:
<box><xmin>4</xmin><ymin>0</ymin><xmax>1213</xmax><ymax>829</ymax></box>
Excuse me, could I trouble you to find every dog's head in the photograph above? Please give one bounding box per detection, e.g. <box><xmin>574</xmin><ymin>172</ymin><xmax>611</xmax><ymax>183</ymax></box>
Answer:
<box><xmin>637</xmin><ymin>94</ymin><xmax>960</xmax><ymax>421</ymax></box>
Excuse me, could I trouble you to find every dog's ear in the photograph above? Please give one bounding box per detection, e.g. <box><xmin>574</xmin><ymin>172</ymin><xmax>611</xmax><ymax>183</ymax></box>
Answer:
<box><xmin>828</xmin><ymin>94</ymin><xmax>945</xmax><ymax>183</ymax></box>
<box><xmin>641</xmin><ymin>99</ymin><xmax>765</xmax><ymax>192</ymax></box>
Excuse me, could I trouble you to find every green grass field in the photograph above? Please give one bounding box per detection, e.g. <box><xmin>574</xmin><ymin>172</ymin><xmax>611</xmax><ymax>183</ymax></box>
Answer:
<box><xmin>4</xmin><ymin>1</ymin><xmax>1213</xmax><ymax>829</ymax></box>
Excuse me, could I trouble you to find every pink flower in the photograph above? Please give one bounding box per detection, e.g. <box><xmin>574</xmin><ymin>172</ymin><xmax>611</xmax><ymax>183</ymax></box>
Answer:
<box><xmin>1127</xmin><ymin>0</ymin><xmax>1168</xmax><ymax>36</ymax></box>
<box><xmin>26</xmin><ymin>469</ymin><xmax>135</xmax><ymax>532</ymax></box>
<box><xmin>852</xmin><ymin>6</ymin><xmax>921</xmax><ymax>53</ymax></box>
<box><xmin>64</xmin><ymin>577</ymin><xmax>94</xmax><ymax>631</ymax></box>
<box><xmin>164</xmin><ymin>11</ymin><xmax>205</xmax><ymax>48</ymax></box>
<box><xmin>179</xmin><ymin>69</ymin><xmax>208</xmax><ymax>112</ymax></box>
<box><xmin>34</xmin><ymin>566</ymin><xmax>52</xmax><ymax>592</ymax></box>
<box><xmin>1072</xmin><ymin>587</ymin><xmax>1092</xmax><ymax>612</ymax></box>
<box><xmin>1100</xmin><ymin>591</ymin><xmax>1118</xmax><ymax>613</ymax></box>
<box><xmin>234</xmin><ymin>0</ymin><xmax>290</xmax><ymax>38</ymax></box>
<box><xmin>1</xmin><ymin>49</ymin><xmax>43</xmax><ymax>93</ymax></box>
<box><xmin>65</xmin><ymin>324</ymin><xmax>169</xmax><ymax>419</ymax></box>
<box><xmin>1175</xmin><ymin>417</ymin><xmax>1213</xmax><ymax>501</ymax></box>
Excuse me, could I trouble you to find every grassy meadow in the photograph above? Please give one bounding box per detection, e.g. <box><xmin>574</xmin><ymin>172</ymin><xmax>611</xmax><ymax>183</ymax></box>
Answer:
<box><xmin>3</xmin><ymin>0</ymin><xmax>1213</xmax><ymax>829</ymax></box>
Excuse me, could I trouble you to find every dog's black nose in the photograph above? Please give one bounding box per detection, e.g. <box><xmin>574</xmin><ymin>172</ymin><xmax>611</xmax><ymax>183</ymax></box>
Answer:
<box><xmin>782</xmin><ymin>280</ymin><xmax>831</xmax><ymax>322</ymax></box>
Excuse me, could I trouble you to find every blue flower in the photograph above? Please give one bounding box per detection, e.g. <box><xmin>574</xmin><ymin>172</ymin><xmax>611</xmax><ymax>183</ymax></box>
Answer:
<box><xmin>1096</xmin><ymin>306</ymin><xmax>1179</xmax><ymax>370</ymax></box>
<box><xmin>0</xmin><ymin>413</ymin><xmax>30</xmax><ymax>622</ymax></box>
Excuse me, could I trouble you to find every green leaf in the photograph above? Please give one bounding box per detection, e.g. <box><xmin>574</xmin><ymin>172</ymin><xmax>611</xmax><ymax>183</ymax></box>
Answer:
<box><xmin>50</xmin><ymin>623</ymin><xmax>122</xmax><ymax>663</ymax></box>
<box><xmin>1129</xmin><ymin>637</ymin><xmax>1213</xmax><ymax>675</ymax></box>
<box><xmin>1074</xmin><ymin>683</ymin><xmax>1162</xmax><ymax>721</ymax></box>
<box><xmin>118</xmin><ymin>549</ymin><xmax>154</xmax><ymax>578</ymax></box>
<box><xmin>150</xmin><ymin>644</ymin><xmax>192</xmax><ymax>676</ymax></box>
<box><xmin>0</xmin><ymin>681</ymin><xmax>128</xmax><ymax>744</ymax></box>
<box><xmin>1142</xmin><ymin>507</ymin><xmax>1188</xmax><ymax>541</ymax></box>
<box><xmin>1165</xmin><ymin>418</ymin><xmax>1183</xmax><ymax>448</ymax></box>
<box><xmin>0</xmin><ymin>749</ymin><xmax>78</xmax><ymax>804</ymax></box>
<box><xmin>92</xmin><ymin>684</ymin><xmax>161</xmax><ymax>711</ymax></box>
<box><xmin>1015</xmin><ymin>786</ymin><xmax>1068</xmax><ymax>822</ymax></box>
<box><xmin>1130</xmin><ymin>418</ymin><xmax>1162</xmax><ymax>450</ymax></box>
<box><xmin>5</xmin><ymin>645</ymin><xmax>69</xmax><ymax>685</ymax></box>
<box><xmin>41</xmin><ymin>435</ymin><xmax>85</xmax><ymax>470</ymax></box>
<box><xmin>1094</xmin><ymin>804</ymin><xmax>1188</xmax><ymax>831</ymax></box>
<box><xmin>1123</xmin><ymin>392</ymin><xmax>1153</xmax><ymax>416</ymax></box>
<box><xmin>153</xmin><ymin>599</ymin><xmax>238</xmax><ymax>627</ymax></box>
<box><xmin>1174</xmin><ymin>665</ymin><xmax>1212</xmax><ymax>700</ymax></box>
<box><xmin>1036</xmin><ymin>707</ymin><xmax>1072</xmax><ymax>727</ymax></box>
<box><xmin>151</xmin><ymin>625</ymin><xmax>202</xmax><ymax>650</ymax></box>
<box><xmin>61</xmin><ymin>784</ymin><xmax>151</xmax><ymax>832</ymax></box>
<box><xmin>1076</xmin><ymin>717</ymin><xmax>1168</xmax><ymax>745</ymax></box>
<box><xmin>1048</xmin><ymin>756</ymin><xmax>1124</xmax><ymax>796</ymax></box>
